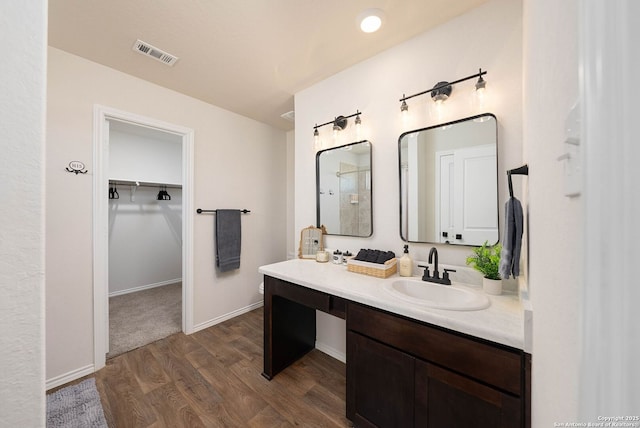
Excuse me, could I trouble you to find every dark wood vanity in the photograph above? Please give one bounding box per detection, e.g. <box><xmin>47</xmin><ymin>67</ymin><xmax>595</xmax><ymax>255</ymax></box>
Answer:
<box><xmin>262</xmin><ymin>274</ymin><xmax>531</xmax><ymax>428</ymax></box>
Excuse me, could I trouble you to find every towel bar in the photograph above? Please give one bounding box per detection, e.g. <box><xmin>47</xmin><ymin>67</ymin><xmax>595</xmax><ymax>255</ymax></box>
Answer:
<box><xmin>196</xmin><ymin>208</ymin><xmax>251</xmax><ymax>214</ymax></box>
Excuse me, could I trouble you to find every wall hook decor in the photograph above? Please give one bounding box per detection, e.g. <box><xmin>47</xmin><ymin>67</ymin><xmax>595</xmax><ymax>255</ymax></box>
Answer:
<box><xmin>65</xmin><ymin>161</ymin><xmax>88</xmax><ymax>175</ymax></box>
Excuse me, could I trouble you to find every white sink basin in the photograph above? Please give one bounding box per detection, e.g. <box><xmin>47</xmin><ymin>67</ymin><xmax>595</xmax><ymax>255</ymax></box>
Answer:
<box><xmin>382</xmin><ymin>279</ymin><xmax>490</xmax><ymax>311</ymax></box>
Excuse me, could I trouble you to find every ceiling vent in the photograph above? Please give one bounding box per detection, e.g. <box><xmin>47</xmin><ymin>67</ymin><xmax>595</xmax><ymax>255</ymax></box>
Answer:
<box><xmin>132</xmin><ymin>39</ymin><xmax>178</xmax><ymax>66</ymax></box>
<box><xmin>280</xmin><ymin>111</ymin><xmax>295</xmax><ymax>122</ymax></box>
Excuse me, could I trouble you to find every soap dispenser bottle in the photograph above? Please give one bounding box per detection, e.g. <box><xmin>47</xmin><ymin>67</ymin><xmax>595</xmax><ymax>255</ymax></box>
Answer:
<box><xmin>399</xmin><ymin>244</ymin><xmax>413</xmax><ymax>277</ymax></box>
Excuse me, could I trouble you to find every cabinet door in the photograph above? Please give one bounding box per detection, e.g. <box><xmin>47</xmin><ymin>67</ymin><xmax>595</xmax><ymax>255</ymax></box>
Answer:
<box><xmin>415</xmin><ymin>360</ymin><xmax>521</xmax><ymax>428</ymax></box>
<box><xmin>347</xmin><ymin>332</ymin><xmax>415</xmax><ymax>428</ymax></box>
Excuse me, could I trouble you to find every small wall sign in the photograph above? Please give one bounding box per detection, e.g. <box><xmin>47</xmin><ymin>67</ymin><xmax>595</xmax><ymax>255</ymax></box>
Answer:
<box><xmin>65</xmin><ymin>161</ymin><xmax>88</xmax><ymax>175</ymax></box>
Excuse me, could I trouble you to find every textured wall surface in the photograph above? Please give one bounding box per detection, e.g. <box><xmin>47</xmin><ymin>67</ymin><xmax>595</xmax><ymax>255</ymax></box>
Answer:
<box><xmin>0</xmin><ymin>1</ymin><xmax>46</xmax><ymax>426</ymax></box>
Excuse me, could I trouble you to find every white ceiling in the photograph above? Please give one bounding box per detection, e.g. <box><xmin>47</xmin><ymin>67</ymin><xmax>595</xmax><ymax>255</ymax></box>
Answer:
<box><xmin>48</xmin><ymin>0</ymin><xmax>487</xmax><ymax>130</ymax></box>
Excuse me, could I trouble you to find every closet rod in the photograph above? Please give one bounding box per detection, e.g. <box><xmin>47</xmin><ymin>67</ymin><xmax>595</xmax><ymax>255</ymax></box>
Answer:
<box><xmin>108</xmin><ymin>180</ymin><xmax>182</xmax><ymax>189</ymax></box>
<box><xmin>196</xmin><ymin>209</ymin><xmax>251</xmax><ymax>214</ymax></box>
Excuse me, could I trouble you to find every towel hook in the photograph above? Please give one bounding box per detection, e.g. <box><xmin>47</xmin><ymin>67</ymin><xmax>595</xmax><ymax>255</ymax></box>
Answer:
<box><xmin>507</xmin><ymin>165</ymin><xmax>529</xmax><ymax>198</ymax></box>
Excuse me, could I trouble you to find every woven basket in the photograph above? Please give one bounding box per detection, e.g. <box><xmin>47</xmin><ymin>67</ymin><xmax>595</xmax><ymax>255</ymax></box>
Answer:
<box><xmin>347</xmin><ymin>258</ymin><xmax>397</xmax><ymax>278</ymax></box>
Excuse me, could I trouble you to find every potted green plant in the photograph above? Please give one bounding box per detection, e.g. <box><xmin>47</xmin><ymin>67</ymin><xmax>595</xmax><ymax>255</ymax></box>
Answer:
<box><xmin>466</xmin><ymin>241</ymin><xmax>503</xmax><ymax>295</ymax></box>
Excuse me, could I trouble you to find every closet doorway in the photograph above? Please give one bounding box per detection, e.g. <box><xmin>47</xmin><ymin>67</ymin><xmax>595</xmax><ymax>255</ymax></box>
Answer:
<box><xmin>93</xmin><ymin>106</ymin><xmax>194</xmax><ymax>370</ymax></box>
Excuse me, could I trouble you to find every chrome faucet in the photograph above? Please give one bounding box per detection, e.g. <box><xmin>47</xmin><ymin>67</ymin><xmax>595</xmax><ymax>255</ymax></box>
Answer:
<box><xmin>418</xmin><ymin>247</ymin><xmax>456</xmax><ymax>285</ymax></box>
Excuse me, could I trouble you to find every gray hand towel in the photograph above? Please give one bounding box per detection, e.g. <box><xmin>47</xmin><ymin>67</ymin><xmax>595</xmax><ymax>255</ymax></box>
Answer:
<box><xmin>215</xmin><ymin>209</ymin><xmax>241</xmax><ymax>272</ymax></box>
<box><xmin>499</xmin><ymin>197</ymin><xmax>523</xmax><ymax>279</ymax></box>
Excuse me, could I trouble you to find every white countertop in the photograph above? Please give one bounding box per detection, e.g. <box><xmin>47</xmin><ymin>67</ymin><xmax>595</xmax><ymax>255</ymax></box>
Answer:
<box><xmin>259</xmin><ymin>259</ymin><xmax>527</xmax><ymax>351</ymax></box>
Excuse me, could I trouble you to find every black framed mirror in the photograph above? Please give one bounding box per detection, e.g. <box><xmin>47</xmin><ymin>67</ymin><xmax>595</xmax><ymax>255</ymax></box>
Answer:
<box><xmin>316</xmin><ymin>140</ymin><xmax>372</xmax><ymax>237</ymax></box>
<box><xmin>399</xmin><ymin>114</ymin><xmax>498</xmax><ymax>246</ymax></box>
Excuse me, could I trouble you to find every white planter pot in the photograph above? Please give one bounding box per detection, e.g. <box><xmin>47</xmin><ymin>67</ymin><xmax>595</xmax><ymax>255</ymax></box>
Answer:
<box><xmin>483</xmin><ymin>277</ymin><xmax>503</xmax><ymax>295</ymax></box>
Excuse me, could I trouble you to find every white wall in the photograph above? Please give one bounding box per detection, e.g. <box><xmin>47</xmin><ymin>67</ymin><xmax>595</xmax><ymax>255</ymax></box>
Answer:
<box><xmin>523</xmin><ymin>0</ymin><xmax>581</xmax><ymax>424</ymax></box>
<box><xmin>46</xmin><ymin>47</ymin><xmax>287</xmax><ymax>382</ymax></box>
<box><xmin>286</xmin><ymin>130</ymin><xmax>296</xmax><ymax>259</ymax></box>
<box><xmin>0</xmin><ymin>1</ymin><xmax>46</xmax><ymax>425</ymax></box>
<box><xmin>109</xmin><ymin>187</ymin><xmax>182</xmax><ymax>294</ymax></box>
<box><xmin>295</xmin><ymin>0</ymin><xmax>522</xmax><ymax>358</ymax></box>
<box><xmin>109</xmin><ymin>121</ymin><xmax>183</xmax><ymax>184</ymax></box>
<box><xmin>580</xmin><ymin>0</ymin><xmax>640</xmax><ymax>416</ymax></box>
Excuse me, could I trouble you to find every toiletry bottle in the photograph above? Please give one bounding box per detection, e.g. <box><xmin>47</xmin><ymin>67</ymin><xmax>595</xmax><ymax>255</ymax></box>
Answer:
<box><xmin>399</xmin><ymin>244</ymin><xmax>412</xmax><ymax>277</ymax></box>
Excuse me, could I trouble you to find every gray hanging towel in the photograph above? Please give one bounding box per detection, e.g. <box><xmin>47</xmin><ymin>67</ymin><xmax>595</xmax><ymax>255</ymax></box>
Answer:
<box><xmin>215</xmin><ymin>209</ymin><xmax>241</xmax><ymax>272</ymax></box>
<box><xmin>499</xmin><ymin>197</ymin><xmax>523</xmax><ymax>279</ymax></box>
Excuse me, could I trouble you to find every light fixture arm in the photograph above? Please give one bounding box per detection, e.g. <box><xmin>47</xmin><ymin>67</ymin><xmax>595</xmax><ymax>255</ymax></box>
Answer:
<box><xmin>399</xmin><ymin>69</ymin><xmax>487</xmax><ymax>103</ymax></box>
<box><xmin>313</xmin><ymin>110</ymin><xmax>362</xmax><ymax>131</ymax></box>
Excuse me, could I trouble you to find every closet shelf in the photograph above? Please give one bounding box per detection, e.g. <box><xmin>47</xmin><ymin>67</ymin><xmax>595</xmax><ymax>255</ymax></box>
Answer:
<box><xmin>108</xmin><ymin>179</ymin><xmax>182</xmax><ymax>189</ymax></box>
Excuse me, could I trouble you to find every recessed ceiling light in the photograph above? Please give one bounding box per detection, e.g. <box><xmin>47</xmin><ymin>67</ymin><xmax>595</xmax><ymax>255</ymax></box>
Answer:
<box><xmin>357</xmin><ymin>8</ymin><xmax>385</xmax><ymax>33</ymax></box>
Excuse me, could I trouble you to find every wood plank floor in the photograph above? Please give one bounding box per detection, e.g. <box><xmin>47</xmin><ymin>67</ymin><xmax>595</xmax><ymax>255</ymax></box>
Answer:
<box><xmin>93</xmin><ymin>307</ymin><xmax>350</xmax><ymax>427</ymax></box>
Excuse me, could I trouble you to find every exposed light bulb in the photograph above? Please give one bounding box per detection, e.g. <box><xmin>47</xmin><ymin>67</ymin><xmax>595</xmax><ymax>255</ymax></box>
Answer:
<box><xmin>332</xmin><ymin>124</ymin><xmax>340</xmax><ymax>138</ymax></box>
<box><xmin>429</xmin><ymin>81</ymin><xmax>451</xmax><ymax>124</ymax></box>
<box><xmin>313</xmin><ymin>127</ymin><xmax>321</xmax><ymax>150</ymax></box>
<box><xmin>430</xmin><ymin>97</ymin><xmax>446</xmax><ymax>123</ymax></box>
<box><xmin>355</xmin><ymin>114</ymin><xmax>362</xmax><ymax>139</ymax></box>
<box><xmin>332</xmin><ymin>124</ymin><xmax>341</xmax><ymax>145</ymax></box>
<box><xmin>435</xmin><ymin>99</ymin><xmax>444</xmax><ymax>121</ymax></box>
<box><xmin>471</xmin><ymin>70</ymin><xmax>490</xmax><ymax>118</ymax></box>
<box><xmin>400</xmin><ymin>99</ymin><xmax>409</xmax><ymax>126</ymax></box>
<box><xmin>473</xmin><ymin>85</ymin><xmax>489</xmax><ymax>113</ymax></box>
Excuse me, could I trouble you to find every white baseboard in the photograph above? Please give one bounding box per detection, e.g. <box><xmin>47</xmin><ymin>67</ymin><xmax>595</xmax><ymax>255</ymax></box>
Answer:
<box><xmin>46</xmin><ymin>364</ymin><xmax>95</xmax><ymax>391</ymax></box>
<box><xmin>192</xmin><ymin>301</ymin><xmax>264</xmax><ymax>333</ymax></box>
<box><xmin>109</xmin><ymin>278</ymin><xmax>181</xmax><ymax>297</ymax></box>
<box><xmin>315</xmin><ymin>341</ymin><xmax>346</xmax><ymax>363</ymax></box>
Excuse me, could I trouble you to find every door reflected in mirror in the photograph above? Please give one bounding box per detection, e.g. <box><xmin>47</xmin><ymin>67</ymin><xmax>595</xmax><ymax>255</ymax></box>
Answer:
<box><xmin>317</xmin><ymin>140</ymin><xmax>372</xmax><ymax>237</ymax></box>
<box><xmin>399</xmin><ymin>114</ymin><xmax>498</xmax><ymax>246</ymax></box>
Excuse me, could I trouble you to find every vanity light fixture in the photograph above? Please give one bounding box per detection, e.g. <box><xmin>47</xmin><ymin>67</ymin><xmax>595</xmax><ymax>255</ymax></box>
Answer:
<box><xmin>313</xmin><ymin>127</ymin><xmax>320</xmax><ymax>149</ymax></box>
<box><xmin>357</xmin><ymin>8</ymin><xmax>385</xmax><ymax>33</ymax></box>
<box><xmin>429</xmin><ymin>81</ymin><xmax>452</xmax><ymax>122</ymax></box>
<box><xmin>312</xmin><ymin>110</ymin><xmax>363</xmax><ymax>149</ymax></box>
<box><xmin>475</xmin><ymin>71</ymin><xmax>487</xmax><ymax>93</ymax></box>
<box><xmin>400</xmin><ymin>97</ymin><xmax>409</xmax><ymax>118</ymax></box>
<box><xmin>399</xmin><ymin>69</ymin><xmax>488</xmax><ymax>121</ymax></box>
<box><xmin>354</xmin><ymin>113</ymin><xmax>362</xmax><ymax>138</ymax></box>
<box><xmin>332</xmin><ymin>116</ymin><xmax>347</xmax><ymax>137</ymax></box>
<box><xmin>472</xmin><ymin>69</ymin><xmax>490</xmax><ymax>118</ymax></box>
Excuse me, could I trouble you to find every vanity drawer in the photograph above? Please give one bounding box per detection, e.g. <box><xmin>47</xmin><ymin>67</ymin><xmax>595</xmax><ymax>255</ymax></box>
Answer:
<box><xmin>328</xmin><ymin>295</ymin><xmax>347</xmax><ymax>319</ymax></box>
<box><xmin>347</xmin><ymin>302</ymin><xmax>522</xmax><ymax>395</ymax></box>
<box><xmin>265</xmin><ymin>276</ymin><xmax>331</xmax><ymax>313</ymax></box>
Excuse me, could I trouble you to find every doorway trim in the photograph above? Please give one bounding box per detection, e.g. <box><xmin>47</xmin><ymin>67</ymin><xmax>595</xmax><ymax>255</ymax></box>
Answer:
<box><xmin>92</xmin><ymin>105</ymin><xmax>194</xmax><ymax>370</ymax></box>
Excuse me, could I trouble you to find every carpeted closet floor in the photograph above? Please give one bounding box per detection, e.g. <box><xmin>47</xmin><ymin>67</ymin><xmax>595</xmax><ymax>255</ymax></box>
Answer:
<box><xmin>108</xmin><ymin>282</ymin><xmax>182</xmax><ymax>358</ymax></box>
